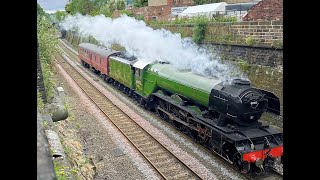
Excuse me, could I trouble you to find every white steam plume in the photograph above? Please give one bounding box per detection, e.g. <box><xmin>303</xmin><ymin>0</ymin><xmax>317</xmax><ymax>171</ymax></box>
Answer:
<box><xmin>60</xmin><ymin>14</ymin><xmax>247</xmax><ymax>83</ymax></box>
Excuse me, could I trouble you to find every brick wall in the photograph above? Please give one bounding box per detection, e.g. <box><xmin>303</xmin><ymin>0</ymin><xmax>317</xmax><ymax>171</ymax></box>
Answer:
<box><xmin>148</xmin><ymin>0</ymin><xmax>168</xmax><ymax>6</ymax></box>
<box><xmin>148</xmin><ymin>0</ymin><xmax>193</xmax><ymax>6</ymax></box>
<box><xmin>203</xmin><ymin>44</ymin><xmax>283</xmax><ymax>67</ymax></box>
<box><xmin>167</xmin><ymin>0</ymin><xmax>194</xmax><ymax>6</ymax></box>
<box><xmin>243</xmin><ymin>0</ymin><xmax>283</xmax><ymax>21</ymax></box>
<box><xmin>230</xmin><ymin>21</ymin><xmax>283</xmax><ymax>44</ymax></box>
<box><xmin>114</xmin><ymin>5</ymin><xmax>174</xmax><ymax>21</ymax></box>
<box><xmin>152</xmin><ymin>21</ymin><xmax>283</xmax><ymax>46</ymax></box>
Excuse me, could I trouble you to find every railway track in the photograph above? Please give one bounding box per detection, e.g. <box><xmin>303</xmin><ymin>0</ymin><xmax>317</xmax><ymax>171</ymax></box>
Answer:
<box><xmin>58</xmin><ymin>39</ymin><xmax>283</xmax><ymax>180</ymax></box>
<box><xmin>55</xmin><ymin>51</ymin><xmax>203</xmax><ymax>180</ymax></box>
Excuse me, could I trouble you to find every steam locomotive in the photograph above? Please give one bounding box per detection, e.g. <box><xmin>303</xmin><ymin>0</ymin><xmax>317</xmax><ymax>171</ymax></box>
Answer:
<box><xmin>78</xmin><ymin>42</ymin><xmax>283</xmax><ymax>173</ymax></box>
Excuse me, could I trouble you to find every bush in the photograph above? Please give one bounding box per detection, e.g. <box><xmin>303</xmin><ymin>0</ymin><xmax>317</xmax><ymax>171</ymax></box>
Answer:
<box><xmin>212</xmin><ymin>16</ymin><xmax>237</xmax><ymax>23</ymax></box>
<box><xmin>272</xmin><ymin>40</ymin><xmax>283</xmax><ymax>49</ymax></box>
<box><xmin>192</xmin><ymin>16</ymin><xmax>209</xmax><ymax>43</ymax></box>
<box><xmin>245</xmin><ymin>36</ymin><xmax>255</xmax><ymax>46</ymax></box>
<box><xmin>120</xmin><ymin>10</ymin><xmax>134</xmax><ymax>17</ymax></box>
<box><xmin>38</xmin><ymin>12</ymin><xmax>58</xmax><ymax>99</ymax></box>
<box><xmin>135</xmin><ymin>14</ymin><xmax>144</xmax><ymax>21</ymax></box>
<box><xmin>238</xmin><ymin>59</ymin><xmax>250</xmax><ymax>72</ymax></box>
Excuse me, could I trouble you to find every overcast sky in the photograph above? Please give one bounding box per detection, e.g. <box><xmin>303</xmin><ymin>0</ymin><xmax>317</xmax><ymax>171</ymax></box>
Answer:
<box><xmin>37</xmin><ymin>0</ymin><xmax>69</xmax><ymax>13</ymax></box>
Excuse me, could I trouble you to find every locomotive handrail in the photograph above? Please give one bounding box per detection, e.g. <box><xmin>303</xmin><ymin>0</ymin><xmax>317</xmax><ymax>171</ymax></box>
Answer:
<box><xmin>234</xmin><ymin>130</ymin><xmax>255</xmax><ymax>150</ymax></box>
<box><xmin>257</xmin><ymin>126</ymin><xmax>280</xmax><ymax>146</ymax></box>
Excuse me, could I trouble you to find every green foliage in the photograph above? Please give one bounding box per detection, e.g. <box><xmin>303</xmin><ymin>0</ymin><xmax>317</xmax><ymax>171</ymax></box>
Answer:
<box><xmin>133</xmin><ymin>0</ymin><xmax>148</xmax><ymax>8</ymax></box>
<box><xmin>212</xmin><ymin>16</ymin><xmax>237</xmax><ymax>23</ymax></box>
<box><xmin>120</xmin><ymin>10</ymin><xmax>134</xmax><ymax>17</ymax></box>
<box><xmin>55</xmin><ymin>11</ymin><xmax>67</xmax><ymax>22</ymax></box>
<box><xmin>70</xmin><ymin>168</ymin><xmax>79</xmax><ymax>175</ymax></box>
<box><xmin>97</xmin><ymin>4</ymin><xmax>113</xmax><ymax>17</ymax></box>
<box><xmin>65</xmin><ymin>0</ymin><xmax>95</xmax><ymax>15</ymax></box>
<box><xmin>171</xmin><ymin>18</ymin><xmax>189</xmax><ymax>25</ymax></box>
<box><xmin>116</xmin><ymin>0</ymin><xmax>126</xmax><ymax>10</ymax></box>
<box><xmin>135</xmin><ymin>14</ymin><xmax>145</xmax><ymax>21</ymax></box>
<box><xmin>53</xmin><ymin>161</ymin><xmax>69</xmax><ymax>180</ymax></box>
<box><xmin>238</xmin><ymin>59</ymin><xmax>250</xmax><ymax>72</ymax></box>
<box><xmin>94</xmin><ymin>0</ymin><xmax>120</xmax><ymax>17</ymax></box>
<box><xmin>193</xmin><ymin>0</ymin><xmax>223</xmax><ymax>5</ymax></box>
<box><xmin>38</xmin><ymin>11</ymin><xmax>58</xmax><ymax>99</ymax></box>
<box><xmin>245</xmin><ymin>36</ymin><xmax>255</xmax><ymax>46</ymax></box>
<box><xmin>93</xmin><ymin>0</ymin><xmax>109</xmax><ymax>6</ymax></box>
<box><xmin>192</xmin><ymin>16</ymin><xmax>209</xmax><ymax>43</ymax></box>
<box><xmin>43</xmin><ymin>120</ymin><xmax>49</xmax><ymax>129</ymax></box>
<box><xmin>37</xmin><ymin>3</ymin><xmax>46</xmax><ymax>17</ymax></box>
<box><xmin>272</xmin><ymin>40</ymin><xmax>283</xmax><ymax>49</ymax></box>
<box><xmin>65</xmin><ymin>3</ymin><xmax>72</xmax><ymax>14</ymax></box>
<box><xmin>37</xmin><ymin>92</ymin><xmax>45</xmax><ymax>110</ymax></box>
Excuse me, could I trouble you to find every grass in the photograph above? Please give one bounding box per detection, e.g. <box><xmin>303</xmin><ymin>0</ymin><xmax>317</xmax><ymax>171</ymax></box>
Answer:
<box><xmin>37</xmin><ymin>92</ymin><xmax>45</xmax><ymax>110</ymax></box>
<box><xmin>53</xmin><ymin>161</ymin><xmax>69</xmax><ymax>180</ymax></box>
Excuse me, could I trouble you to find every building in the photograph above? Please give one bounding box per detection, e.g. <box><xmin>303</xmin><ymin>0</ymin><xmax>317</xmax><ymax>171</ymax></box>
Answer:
<box><xmin>178</xmin><ymin>2</ymin><xmax>227</xmax><ymax>19</ymax></box>
<box><xmin>243</xmin><ymin>0</ymin><xmax>283</xmax><ymax>21</ymax></box>
<box><xmin>225</xmin><ymin>0</ymin><xmax>257</xmax><ymax>3</ymax></box>
<box><xmin>225</xmin><ymin>2</ymin><xmax>258</xmax><ymax>20</ymax></box>
<box><xmin>148</xmin><ymin>0</ymin><xmax>193</xmax><ymax>7</ymax></box>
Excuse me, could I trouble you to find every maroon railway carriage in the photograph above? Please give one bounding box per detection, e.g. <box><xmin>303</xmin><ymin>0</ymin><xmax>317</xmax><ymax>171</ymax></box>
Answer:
<box><xmin>78</xmin><ymin>43</ymin><xmax>119</xmax><ymax>75</ymax></box>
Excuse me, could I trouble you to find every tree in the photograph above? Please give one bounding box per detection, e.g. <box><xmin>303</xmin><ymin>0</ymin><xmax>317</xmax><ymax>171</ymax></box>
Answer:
<box><xmin>64</xmin><ymin>0</ymin><xmax>94</xmax><ymax>15</ymax></box>
<box><xmin>116</xmin><ymin>0</ymin><xmax>126</xmax><ymax>10</ymax></box>
<box><xmin>37</xmin><ymin>3</ymin><xmax>46</xmax><ymax>16</ymax></box>
<box><xmin>133</xmin><ymin>0</ymin><xmax>148</xmax><ymax>8</ymax></box>
<box><xmin>37</xmin><ymin>4</ymin><xmax>59</xmax><ymax>98</ymax></box>
<box><xmin>55</xmin><ymin>11</ymin><xmax>67</xmax><ymax>21</ymax></box>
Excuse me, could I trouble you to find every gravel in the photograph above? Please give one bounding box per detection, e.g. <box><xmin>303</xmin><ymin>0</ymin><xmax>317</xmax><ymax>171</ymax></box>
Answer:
<box><xmin>53</xmin><ymin>61</ymin><xmax>161</xmax><ymax>180</ymax></box>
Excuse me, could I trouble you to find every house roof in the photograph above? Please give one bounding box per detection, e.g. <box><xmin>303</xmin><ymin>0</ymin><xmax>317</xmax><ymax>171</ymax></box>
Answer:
<box><xmin>179</xmin><ymin>2</ymin><xmax>227</xmax><ymax>16</ymax></box>
<box><xmin>79</xmin><ymin>43</ymin><xmax>119</xmax><ymax>57</ymax></box>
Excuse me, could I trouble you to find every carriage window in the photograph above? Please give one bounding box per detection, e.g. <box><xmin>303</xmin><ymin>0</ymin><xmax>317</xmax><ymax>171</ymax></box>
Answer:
<box><xmin>135</xmin><ymin>69</ymin><xmax>141</xmax><ymax>77</ymax></box>
<box><xmin>97</xmin><ymin>56</ymin><xmax>100</xmax><ymax>63</ymax></box>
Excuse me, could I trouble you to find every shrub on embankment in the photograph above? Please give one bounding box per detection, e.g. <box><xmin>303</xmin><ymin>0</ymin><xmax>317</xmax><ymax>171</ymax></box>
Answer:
<box><xmin>37</xmin><ymin>9</ymin><xmax>59</xmax><ymax>101</ymax></box>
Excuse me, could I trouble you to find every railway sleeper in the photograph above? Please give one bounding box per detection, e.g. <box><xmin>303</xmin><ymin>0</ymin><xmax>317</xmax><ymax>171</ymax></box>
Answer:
<box><xmin>137</xmin><ymin>142</ymin><xmax>157</xmax><ymax>149</ymax></box>
<box><xmin>152</xmin><ymin>157</ymin><xmax>175</xmax><ymax>166</ymax></box>
<box><xmin>132</xmin><ymin>138</ymin><xmax>151</xmax><ymax>144</ymax></box>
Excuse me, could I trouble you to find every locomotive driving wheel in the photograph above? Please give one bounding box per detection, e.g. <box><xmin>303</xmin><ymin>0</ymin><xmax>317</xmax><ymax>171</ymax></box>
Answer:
<box><xmin>233</xmin><ymin>152</ymin><xmax>250</xmax><ymax>173</ymax></box>
<box><xmin>156</xmin><ymin>101</ymin><xmax>170</xmax><ymax>122</ymax></box>
<box><xmin>171</xmin><ymin>107</ymin><xmax>186</xmax><ymax>131</ymax></box>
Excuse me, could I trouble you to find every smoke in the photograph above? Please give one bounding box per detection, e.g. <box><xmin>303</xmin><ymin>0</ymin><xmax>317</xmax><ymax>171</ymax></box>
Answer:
<box><xmin>60</xmin><ymin>14</ymin><xmax>247</xmax><ymax>83</ymax></box>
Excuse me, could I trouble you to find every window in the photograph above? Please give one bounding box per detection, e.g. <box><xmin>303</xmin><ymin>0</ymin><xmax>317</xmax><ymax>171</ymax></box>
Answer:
<box><xmin>135</xmin><ymin>69</ymin><xmax>141</xmax><ymax>77</ymax></box>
